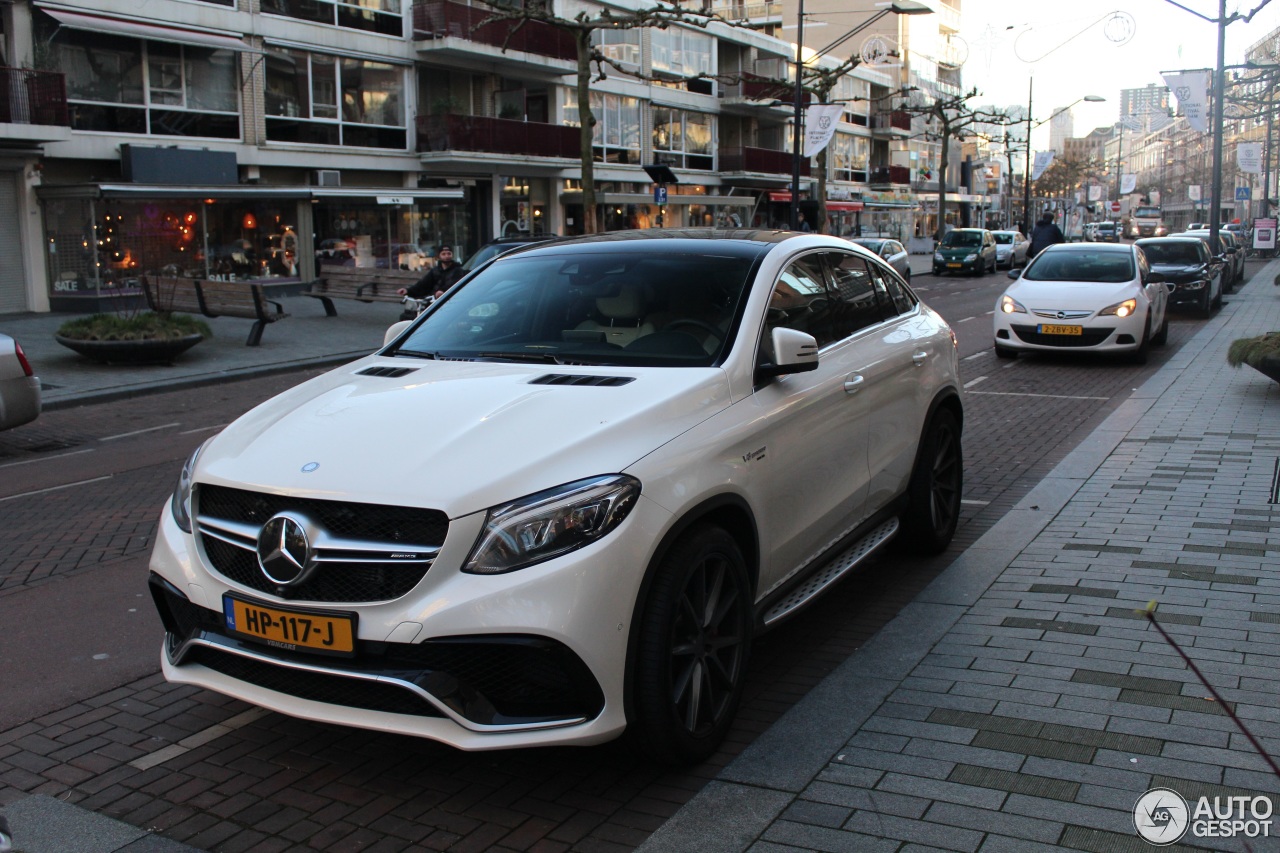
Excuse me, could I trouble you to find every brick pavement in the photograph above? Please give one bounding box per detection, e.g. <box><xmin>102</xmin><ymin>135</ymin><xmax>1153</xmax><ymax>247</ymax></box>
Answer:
<box><xmin>640</xmin><ymin>262</ymin><xmax>1280</xmax><ymax>852</ymax></box>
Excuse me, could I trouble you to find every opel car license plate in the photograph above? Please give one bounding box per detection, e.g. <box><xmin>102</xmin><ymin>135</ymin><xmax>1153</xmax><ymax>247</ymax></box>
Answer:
<box><xmin>223</xmin><ymin>595</ymin><xmax>356</xmax><ymax>656</ymax></box>
<box><xmin>1038</xmin><ymin>324</ymin><xmax>1083</xmax><ymax>336</ymax></box>
<box><xmin>946</xmin><ymin>263</ymin><xmax>963</xmax><ymax>268</ymax></box>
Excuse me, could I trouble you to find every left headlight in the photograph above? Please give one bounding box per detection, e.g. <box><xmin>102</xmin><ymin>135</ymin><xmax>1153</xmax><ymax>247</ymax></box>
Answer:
<box><xmin>1100</xmin><ymin>298</ymin><xmax>1138</xmax><ymax>318</ymax></box>
<box><xmin>170</xmin><ymin>440</ymin><xmax>209</xmax><ymax>533</ymax></box>
<box><xmin>463</xmin><ymin>475</ymin><xmax>641</xmax><ymax>575</ymax></box>
<box><xmin>963</xmin><ymin>253</ymin><xmax>978</xmax><ymax>262</ymax></box>
<box><xmin>999</xmin><ymin>294</ymin><xmax>1027</xmax><ymax>314</ymax></box>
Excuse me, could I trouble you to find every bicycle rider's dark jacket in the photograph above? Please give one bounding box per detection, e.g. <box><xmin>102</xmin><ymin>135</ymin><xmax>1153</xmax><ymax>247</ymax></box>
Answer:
<box><xmin>1028</xmin><ymin>222</ymin><xmax>1065</xmax><ymax>258</ymax></box>
<box><xmin>407</xmin><ymin>262</ymin><xmax>464</xmax><ymax>298</ymax></box>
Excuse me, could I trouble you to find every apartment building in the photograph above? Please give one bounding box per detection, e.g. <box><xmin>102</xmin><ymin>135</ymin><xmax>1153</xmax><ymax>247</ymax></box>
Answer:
<box><xmin>0</xmin><ymin>0</ymin><xmax>899</xmax><ymax>314</ymax></box>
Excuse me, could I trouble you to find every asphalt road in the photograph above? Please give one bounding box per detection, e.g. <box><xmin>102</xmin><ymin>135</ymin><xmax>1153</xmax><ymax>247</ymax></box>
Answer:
<box><xmin>0</xmin><ymin>259</ymin><xmax>1255</xmax><ymax>851</ymax></box>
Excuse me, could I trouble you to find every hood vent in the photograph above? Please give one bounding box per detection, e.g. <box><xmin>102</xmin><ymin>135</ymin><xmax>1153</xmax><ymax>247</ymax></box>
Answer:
<box><xmin>356</xmin><ymin>366</ymin><xmax>419</xmax><ymax>378</ymax></box>
<box><xmin>530</xmin><ymin>373</ymin><xmax>636</xmax><ymax>387</ymax></box>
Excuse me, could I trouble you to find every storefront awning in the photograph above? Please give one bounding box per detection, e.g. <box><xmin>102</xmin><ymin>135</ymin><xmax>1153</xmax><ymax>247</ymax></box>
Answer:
<box><xmin>41</xmin><ymin>6</ymin><xmax>250</xmax><ymax>52</ymax></box>
<box><xmin>563</xmin><ymin>192</ymin><xmax>749</xmax><ymax>206</ymax></box>
<box><xmin>825</xmin><ymin>201</ymin><xmax>865</xmax><ymax>212</ymax></box>
<box><xmin>37</xmin><ymin>184</ymin><xmax>467</xmax><ymax>201</ymax></box>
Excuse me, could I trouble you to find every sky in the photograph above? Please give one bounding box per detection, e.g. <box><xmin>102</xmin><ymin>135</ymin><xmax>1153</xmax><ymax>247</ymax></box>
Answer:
<box><xmin>952</xmin><ymin>0</ymin><xmax>1280</xmax><ymax>147</ymax></box>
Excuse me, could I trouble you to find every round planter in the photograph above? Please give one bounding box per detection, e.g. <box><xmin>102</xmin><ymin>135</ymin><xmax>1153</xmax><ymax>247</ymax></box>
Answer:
<box><xmin>55</xmin><ymin>334</ymin><xmax>204</xmax><ymax>366</ymax></box>
<box><xmin>1249</xmin><ymin>353</ymin><xmax>1280</xmax><ymax>384</ymax></box>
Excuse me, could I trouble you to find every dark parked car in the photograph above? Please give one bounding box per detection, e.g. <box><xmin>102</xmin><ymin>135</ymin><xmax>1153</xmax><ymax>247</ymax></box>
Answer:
<box><xmin>1182</xmin><ymin>230</ymin><xmax>1241</xmax><ymax>291</ymax></box>
<box><xmin>461</xmin><ymin>237</ymin><xmax>553</xmax><ymax>271</ymax></box>
<box><xmin>933</xmin><ymin>228</ymin><xmax>997</xmax><ymax>275</ymax></box>
<box><xmin>1135</xmin><ymin>236</ymin><xmax>1223</xmax><ymax>317</ymax></box>
<box><xmin>1094</xmin><ymin>221</ymin><xmax>1120</xmax><ymax>243</ymax></box>
<box><xmin>847</xmin><ymin>237</ymin><xmax>911</xmax><ymax>282</ymax></box>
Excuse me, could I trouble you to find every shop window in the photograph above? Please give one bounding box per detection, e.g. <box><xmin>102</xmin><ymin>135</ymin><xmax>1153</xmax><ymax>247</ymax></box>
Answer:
<box><xmin>260</xmin><ymin>0</ymin><xmax>402</xmax><ymax>36</ymax></box>
<box><xmin>54</xmin><ymin>28</ymin><xmax>239</xmax><ymax>139</ymax></box>
<box><xmin>652</xmin><ymin>107</ymin><xmax>715</xmax><ymax>171</ymax></box>
<box><xmin>265</xmin><ymin>48</ymin><xmax>407</xmax><ymax>150</ymax></box>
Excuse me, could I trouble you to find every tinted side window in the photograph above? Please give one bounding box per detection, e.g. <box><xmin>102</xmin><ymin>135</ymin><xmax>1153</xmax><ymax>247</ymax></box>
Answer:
<box><xmin>824</xmin><ymin>253</ymin><xmax>885</xmax><ymax>337</ymax></box>
<box><xmin>868</xmin><ymin>262</ymin><xmax>916</xmax><ymax>315</ymax></box>
<box><xmin>765</xmin><ymin>256</ymin><xmax>840</xmax><ymax>348</ymax></box>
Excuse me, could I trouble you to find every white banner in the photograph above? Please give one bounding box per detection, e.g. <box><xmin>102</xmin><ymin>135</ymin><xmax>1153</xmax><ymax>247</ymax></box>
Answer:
<box><xmin>803</xmin><ymin>104</ymin><xmax>846</xmax><ymax>158</ymax></box>
<box><xmin>1188</xmin><ymin>184</ymin><xmax>1202</xmax><ymax>201</ymax></box>
<box><xmin>1088</xmin><ymin>184</ymin><xmax>1103</xmax><ymax>201</ymax></box>
<box><xmin>1238</xmin><ymin>142</ymin><xmax>1264</xmax><ymax>174</ymax></box>
<box><xmin>1162</xmin><ymin>71</ymin><xmax>1210</xmax><ymax>133</ymax></box>
<box><xmin>1031</xmin><ymin>150</ymin><xmax>1055</xmax><ymax>182</ymax></box>
<box><xmin>1121</xmin><ymin>174</ymin><xmax>1137</xmax><ymax>195</ymax></box>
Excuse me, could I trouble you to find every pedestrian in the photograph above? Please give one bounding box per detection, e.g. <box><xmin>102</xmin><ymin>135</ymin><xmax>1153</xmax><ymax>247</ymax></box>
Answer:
<box><xmin>1028</xmin><ymin>212</ymin><xmax>1065</xmax><ymax>259</ymax></box>
<box><xmin>399</xmin><ymin>245</ymin><xmax>464</xmax><ymax>300</ymax></box>
<box><xmin>797</xmin><ymin>212</ymin><xmax>813</xmax><ymax>233</ymax></box>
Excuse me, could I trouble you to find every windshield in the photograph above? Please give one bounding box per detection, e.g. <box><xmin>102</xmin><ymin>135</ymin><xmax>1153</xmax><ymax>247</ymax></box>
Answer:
<box><xmin>1022</xmin><ymin>250</ymin><xmax>1135</xmax><ymax>283</ymax></box>
<box><xmin>941</xmin><ymin>231</ymin><xmax>981</xmax><ymax>248</ymax></box>
<box><xmin>1140</xmin><ymin>242</ymin><xmax>1201</xmax><ymax>264</ymax></box>
<box><xmin>1134</xmin><ymin>207</ymin><xmax>1162</xmax><ymax>218</ymax></box>
<box><xmin>390</xmin><ymin>251</ymin><xmax>754</xmax><ymax>367</ymax></box>
<box><xmin>993</xmin><ymin>233</ymin><xmax>1014</xmax><ymax>244</ymax></box>
<box><xmin>1097</xmin><ymin>223</ymin><xmax>1116</xmax><ymax>231</ymax></box>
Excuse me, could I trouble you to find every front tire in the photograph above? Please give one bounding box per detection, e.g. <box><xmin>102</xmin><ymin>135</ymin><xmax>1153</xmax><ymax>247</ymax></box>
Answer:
<box><xmin>900</xmin><ymin>408</ymin><xmax>963</xmax><ymax>555</ymax></box>
<box><xmin>1130</xmin><ymin>316</ymin><xmax>1151</xmax><ymax>364</ymax></box>
<box><xmin>995</xmin><ymin>344</ymin><xmax>1018</xmax><ymax>359</ymax></box>
<box><xmin>1152</xmin><ymin>311</ymin><xmax>1169</xmax><ymax>345</ymax></box>
<box><xmin>630</xmin><ymin>525</ymin><xmax>752</xmax><ymax>765</ymax></box>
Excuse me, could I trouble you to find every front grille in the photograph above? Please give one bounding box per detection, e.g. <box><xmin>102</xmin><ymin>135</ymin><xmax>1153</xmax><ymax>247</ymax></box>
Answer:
<box><xmin>188</xmin><ymin>644</ymin><xmax>444</xmax><ymax>717</ymax></box>
<box><xmin>195</xmin><ymin>485</ymin><xmax>449</xmax><ymax>603</ymax></box>
<box><xmin>203</xmin><ymin>537</ymin><xmax>429</xmax><ymax>602</ymax></box>
<box><xmin>1011</xmin><ymin>325</ymin><xmax>1115</xmax><ymax>347</ymax></box>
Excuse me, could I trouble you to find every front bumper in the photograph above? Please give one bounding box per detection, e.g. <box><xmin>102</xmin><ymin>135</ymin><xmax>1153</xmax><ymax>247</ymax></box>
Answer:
<box><xmin>1166</xmin><ymin>280</ymin><xmax>1211</xmax><ymax>310</ymax></box>
<box><xmin>148</xmin><ymin>491</ymin><xmax>672</xmax><ymax>750</ymax></box>
<box><xmin>994</xmin><ymin>312</ymin><xmax>1145</xmax><ymax>353</ymax></box>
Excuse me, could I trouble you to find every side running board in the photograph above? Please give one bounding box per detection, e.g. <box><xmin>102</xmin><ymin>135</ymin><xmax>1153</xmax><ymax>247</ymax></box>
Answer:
<box><xmin>762</xmin><ymin>517</ymin><xmax>900</xmax><ymax>627</ymax></box>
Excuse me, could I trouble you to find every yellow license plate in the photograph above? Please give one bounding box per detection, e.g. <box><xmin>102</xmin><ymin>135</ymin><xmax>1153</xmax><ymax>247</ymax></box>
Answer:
<box><xmin>1038</xmin><ymin>324</ymin><xmax>1083</xmax><ymax>335</ymax></box>
<box><xmin>946</xmin><ymin>263</ymin><xmax>963</xmax><ymax>268</ymax></box>
<box><xmin>223</xmin><ymin>596</ymin><xmax>356</xmax><ymax>656</ymax></box>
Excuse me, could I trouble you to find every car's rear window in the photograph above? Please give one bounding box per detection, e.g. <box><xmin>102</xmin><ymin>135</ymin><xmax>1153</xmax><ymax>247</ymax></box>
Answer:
<box><xmin>1023</xmin><ymin>251</ymin><xmax>1135</xmax><ymax>283</ymax></box>
<box><xmin>993</xmin><ymin>234</ymin><xmax>1014</xmax><ymax>244</ymax></box>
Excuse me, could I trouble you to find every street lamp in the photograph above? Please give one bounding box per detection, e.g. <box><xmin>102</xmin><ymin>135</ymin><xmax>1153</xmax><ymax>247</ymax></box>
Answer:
<box><xmin>789</xmin><ymin>1</ymin><xmax>932</xmax><ymax>230</ymax></box>
<box><xmin>1021</xmin><ymin>89</ymin><xmax>1105</xmax><ymax>232</ymax></box>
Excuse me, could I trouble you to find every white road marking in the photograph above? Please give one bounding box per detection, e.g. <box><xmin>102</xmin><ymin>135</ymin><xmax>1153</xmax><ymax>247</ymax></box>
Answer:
<box><xmin>129</xmin><ymin>708</ymin><xmax>272</xmax><ymax>771</ymax></box>
<box><xmin>963</xmin><ymin>376</ymin><xmax>988</xmax><ymax>389</ymax></box>
<box><xmin>101</xmin><ymin>423</ymin><xmax>181</xmax><ymax>442</ymax></box>
<box><xmin>957</xmin><ymin>316</ymin><xmax>975</xmax><ymax>323</ymax></box>
<box><xmin>963</xmin><ymin>352</ymin><xmax>986</xmax><ymax>361</ymax></box>
<box><xmin>0</xmin><ymin>448</ymin><xmax>96</xmax><ymax>469</ymax></box>
<box><xmin>961</xmin><ymin>499</ymin><xmax>990</xmax><ymax>506</ymax></box>
<box><xmin>968</xmin><ymin>390</ymin><xmax>1109</xmax><ymax>401</ymax></box>
<box><xmin>0</xmin><ymin>476</ymin><xmax>113</xmax><ymax>502</ymax></box>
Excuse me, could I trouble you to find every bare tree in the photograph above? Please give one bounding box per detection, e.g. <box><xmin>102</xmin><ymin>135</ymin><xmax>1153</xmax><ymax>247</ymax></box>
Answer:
<box><xmin>895</xmin><ymin>88</ymin><xmax>1011</xmax><ymax>241</ymax></box>
<box><xmin>475</xmin><ymin>0</ymin><xmax>751</xmax><ymax>234</ymax></box>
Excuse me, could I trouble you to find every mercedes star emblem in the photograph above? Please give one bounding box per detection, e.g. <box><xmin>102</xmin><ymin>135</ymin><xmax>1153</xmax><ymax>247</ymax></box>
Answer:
<box><xmin>256</xmin><ymin>514</ymin><xmax>313</xmax><ymax>586</ymax></box>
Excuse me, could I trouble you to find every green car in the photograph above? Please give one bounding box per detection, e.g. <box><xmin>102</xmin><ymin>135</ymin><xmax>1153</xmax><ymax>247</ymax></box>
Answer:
<box><xmin>933</xmin><ymin>228</ymin><xmax>997</xmax><ymax>275</ymax></box>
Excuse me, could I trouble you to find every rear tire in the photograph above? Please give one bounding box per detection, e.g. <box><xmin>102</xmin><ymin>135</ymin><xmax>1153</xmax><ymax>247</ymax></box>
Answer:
<box><xmin>900</xmin><ymin>408</ymin><xmax>963</xmax><ymax>555</ymax></box>
<box><xmin>630</xmin><ymin>525</ymin><xmax>751</xmax><ymax>765</ymax></box>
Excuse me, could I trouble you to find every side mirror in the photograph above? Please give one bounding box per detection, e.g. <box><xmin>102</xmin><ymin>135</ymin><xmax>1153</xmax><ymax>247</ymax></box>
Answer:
<box><xmin>383</xmin><ymin>319</ymin><xmax>413</xmax><ymax>347</ymax></box>
<box><xmin>1146</xmin><ymin>271</ymin><xmax>1166</xmax><ymax>284</ymax></box>
<box><xmin>756</xmin><ymin>327</ymin><xmax>819</xmax><ymax>380</ymax></box>
<box><xmin>1007</xmin><ymin>268</ymin><xmax>1022</xmax><ymax>279</ymax></box>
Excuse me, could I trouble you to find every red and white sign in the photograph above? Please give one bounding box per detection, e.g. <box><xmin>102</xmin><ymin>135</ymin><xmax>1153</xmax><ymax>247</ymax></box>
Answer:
<box><xmin>1110</xmin><ymin>201</ymin><xmax>1122</xmax><ymax>213</ymax></box>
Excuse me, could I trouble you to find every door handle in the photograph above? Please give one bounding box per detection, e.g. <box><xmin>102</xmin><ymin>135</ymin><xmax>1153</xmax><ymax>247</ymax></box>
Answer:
<box><xmin>912</xmin><ymin>350</ymin><xmax>928</xmax><ymax>366</ymax></box>
<box><xmin>844</xmin><ymin>374</ymin><xmax>864</xmax><ymax>394</ymax></box>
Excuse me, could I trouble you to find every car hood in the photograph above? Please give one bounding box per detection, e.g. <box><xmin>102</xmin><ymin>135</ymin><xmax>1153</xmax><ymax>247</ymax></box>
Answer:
<box><xmin>937</xmin><ymin>246</ymin><xmax>981</xmax><ymax>256</ymax></box>
<box><xmin>1006</xmin><ymin>279</ymin><xmax>1138</xmax><ymax>312</ymax></box>
<box><xmin>1149</xmin><ymin>263</ymin><xmax>1206</xmax><ymax>282</ymax></box>
<box><xmin>196</xmin><ymin>357</ymin><xmax>732</xmax><ymax>517</ymax></box>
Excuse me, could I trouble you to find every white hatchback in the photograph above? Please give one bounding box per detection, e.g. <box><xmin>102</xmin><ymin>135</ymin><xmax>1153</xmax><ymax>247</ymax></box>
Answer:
<box><xmin>994</xmin><ymin>243</ymin><xmax>1169</xmax><ymax>363</ymax></box>
<box><xmin>148</xmin><ymin>230</ymin><xmax>963</xmax><ymax>763</ymax></box>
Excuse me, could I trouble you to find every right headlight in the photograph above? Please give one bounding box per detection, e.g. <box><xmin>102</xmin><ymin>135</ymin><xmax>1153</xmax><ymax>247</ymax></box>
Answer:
<box><xmin>999</xmin><ymin>294</ymin><xmax>1026</xmax><ymax>314</ymax></box>
<box><xmin>170</xmin><ymin>440</ymin><xmax>210</xmax><ymax>533</ymax></box>
<box><xmin>934</xmin><ymin>252</ymin><xmax>944</xmax><ymax>261</ymax></box>
<box><xmin>463</xmin><ymin>475</ymin><xmax>641</xmax><ymax>575</ymax></box>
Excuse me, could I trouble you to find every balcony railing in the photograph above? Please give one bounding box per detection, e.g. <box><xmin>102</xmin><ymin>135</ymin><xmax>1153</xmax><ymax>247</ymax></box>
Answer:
<box><xmin>0</xmin><ymin>67</ymin><xmax>69</xmax><ymax>127</ymax></box>
<box><xmin>719</xmin><ymin>147</ymin><xmax>808</xmax><ymax>176</ymax></box>
<box><xmin>417</xmin><ymin>114</ymin><xmax>579</xmax><ymax>158</ymax></box>
<box><xmin>709</xmin><ymin>0</ymin><xmax>782</xmax><ymax>21</ymax></box>
<box><xmin>412</xmin><ymin>0</ymin><xmax>577</xmax><ymax>63</ymax></box>
<box><xmin>872</xmin><ymin>111</ymin><xmax>912</xmax><ymax>132</ymax></box>
<box><xmin>868</xmin><ymin>165</ymin><xmax>911</xmax><ymax>185</ymax></box>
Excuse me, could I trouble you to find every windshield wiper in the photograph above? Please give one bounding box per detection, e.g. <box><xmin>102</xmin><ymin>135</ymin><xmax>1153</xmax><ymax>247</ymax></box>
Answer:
<box><xmin>475</xmin><ymin>351</ymin><xmax>567</xmax><ymax>364</ymax></box>
<box><xmin>392</xmin><ymin>349</ymin><xmax>441</xmax><ymax>360</ymax></box>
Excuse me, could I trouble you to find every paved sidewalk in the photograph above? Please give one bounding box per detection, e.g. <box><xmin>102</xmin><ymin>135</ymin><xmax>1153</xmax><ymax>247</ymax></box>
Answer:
<box><xmin>641</xmin><ymin>263</ymin><xmax>1280</xmax><ymax>851</ymax></box>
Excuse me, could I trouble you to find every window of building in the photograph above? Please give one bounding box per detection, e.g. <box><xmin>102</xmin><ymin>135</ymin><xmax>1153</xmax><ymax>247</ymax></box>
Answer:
<box><xmin>593</xmin><ymin>27</ymin><xmax>641</xmax><ymax>68</ymax></box>
<box><xmin>260</xmin><ymin>0</ymin><xmax>401</xmax><ymax>37</ymax></box>
<box><xmin>55</xmin><ymin>30</ymin><xmax>239</xmax><ymax>138</ymax></box>
<box><xmin>830</xmin><ymin>133</ymin><xmax>868</xmax><ymax>183</ymax></box>
<box><xmin>653</xmin><ymin>107</ymin><xmax>714</xmax><ymax>171</ymax></box>
<box><xmin>835</xmin><ymin>76</ymin><xmax>869</xmax><ymax>126</ymax></box>
<box><xmin>265</xmin><ymin>48</ymin><xmax>406</xmax><ymax>149</ymax></box>
<box><xmin>651</xmin><ymin>27</ymin><xmax>714</xmax><ymax>94</ymax></box>
<box><xmin>562</xmin><ymin>90</ymin><xmax>642</xmax><ymax>164</ymax></box>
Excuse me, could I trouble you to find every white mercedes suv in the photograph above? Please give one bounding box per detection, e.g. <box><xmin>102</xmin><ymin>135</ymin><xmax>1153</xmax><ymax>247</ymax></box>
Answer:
<box><xmin>149</xmin><ymin>230</ymin><xmax>963</xmax><ymax>764</ymax></box>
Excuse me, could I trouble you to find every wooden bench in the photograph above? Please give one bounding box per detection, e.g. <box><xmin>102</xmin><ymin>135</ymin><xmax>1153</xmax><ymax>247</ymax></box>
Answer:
<box><xmin>302</xmin><ymin>268</ymin><xmax>423</xmax><ymax>317</ymax></box>
<box><xmin>142</xmin><ymin>276</ymin><xmax>289</xmax><ymax>347</ymax></box>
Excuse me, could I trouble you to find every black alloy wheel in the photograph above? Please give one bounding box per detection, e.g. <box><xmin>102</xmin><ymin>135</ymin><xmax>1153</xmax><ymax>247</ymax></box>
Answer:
<box><xmin>901</xmin><ymin>408</ymin><xmax>963</xmax><ymax>554</ymax></box>
<box><xmin>631</xmin><ymin>525</ymin><xmax>751</xmax><ymax>764</ymax></box>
